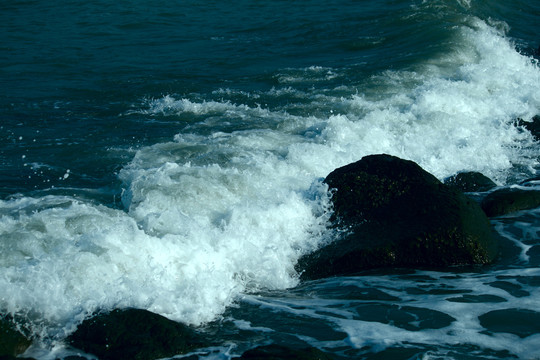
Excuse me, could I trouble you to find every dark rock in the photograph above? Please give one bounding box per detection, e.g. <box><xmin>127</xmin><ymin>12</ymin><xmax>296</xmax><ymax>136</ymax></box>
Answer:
<box><xmin>444</xmin><ymin>172</ymin><xmax>497</xmax><ymax>192</ymax></box>
<box><xmin>481</xmin><ymin>187</ymin><xmax>540</xmax><ymax>217</ymax></box>
<box><xmin>68</xmin><ymin>308</ymin><xmax>208</xmax><ymax>360</ymax></box>
<box><xmin>0</xmin><ymin>317</ymin><xmax>32</xmax><ymax>358</ymax></box>
<box><xmin>296</xmin><ymin>154</ymin><xmax>498</xmax><ymax>280</ymax></box>
<box><xmin>239</xmin><ymin>344</ymin><xmax>334</xmax><ymax>360</ymax></box>
<box><xmin>516</xmin><ymin>115</ymin><xmax>540</xmax><ymax>140</ymax></box>
<box><xmin>479</xmin><ymin>308</ymin><xmax>540</xmax><ymax>338</ymax></box>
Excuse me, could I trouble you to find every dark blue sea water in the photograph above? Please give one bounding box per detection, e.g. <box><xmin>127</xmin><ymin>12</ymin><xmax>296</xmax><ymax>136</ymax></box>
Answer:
<box><xmin>1</xmin><ymin>0</ymin><xmax>540</xmax><ymax>359</ymax></box>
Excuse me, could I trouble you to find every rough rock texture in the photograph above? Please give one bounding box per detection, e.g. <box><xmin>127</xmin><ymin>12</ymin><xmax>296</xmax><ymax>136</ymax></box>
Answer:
<box><xmin>481</xmin><ymin>187</ymin><xmax>540</xmax><ymax>217</ymax></box>
<box><xmin>296</xmin><ymin>154</ymin><xmax>498</xmax><ymax>280</ymax></box>
<box><xmin>240</xmin><ymin>344</ymin><xmax>334</xmax><ymax>360</ymax></box>
<box><xmin>68</xmin><ymin>308</ymin><xmax>208</xmax><ymax>360</ymax></box>
<box><xmin>444</xmin><ymin>172</ymin><xmax>497</xmax><ymax>192</ymax></box>
<box><xmin>0</xmin><ymin>317</ymin><xmax>32</xmax><ymax>359</ymax></box>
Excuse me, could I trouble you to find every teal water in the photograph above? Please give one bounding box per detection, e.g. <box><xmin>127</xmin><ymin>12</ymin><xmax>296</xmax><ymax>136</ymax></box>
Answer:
<box><xmin>1</xmin><ymin>0</ymin><xmax>540</xmax><ymax>359</ymax></box>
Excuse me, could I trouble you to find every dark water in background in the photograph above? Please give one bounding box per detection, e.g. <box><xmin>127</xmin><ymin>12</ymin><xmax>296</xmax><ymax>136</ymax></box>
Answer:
<box><xmin>1</xmin><ymin>0</ymin><xmax>540</xmax><ymax>359</ymax></box>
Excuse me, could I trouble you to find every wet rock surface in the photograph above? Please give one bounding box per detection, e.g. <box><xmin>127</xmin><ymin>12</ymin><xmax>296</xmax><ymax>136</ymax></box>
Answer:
<box><xmin>297</xmin><ymin>154</ymin><xmax>498</xmax><ymax>280</ymax></box>
<box><xmin>516</xmin><ymin>115</ymin><xmax>540</xmax><ymax>140</ymax></box>
<box><xmin>481</xmin><ymin>187</ymin><xmax>540</xmax><ymax>217</ymax></box>
<box><xmin>444</xmin><ymin>171</ymin><xmax>497</xmax><ymax>192</ymax></box>
<box><xmin>0</xmin><ymin>316</ymin><xmax>32</xmax><ymax>359</ymax></box>
<box><xmin>67</xmin><ymin>308</ymin><xmax>208</xmax><ymax>360</ymax></box>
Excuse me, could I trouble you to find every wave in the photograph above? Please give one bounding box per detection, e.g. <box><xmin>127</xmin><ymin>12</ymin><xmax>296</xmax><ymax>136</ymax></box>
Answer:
<box><xmin>0</xmin><ymin>3</ymin><xmax>539</xmax><ymax>354</ymax></box>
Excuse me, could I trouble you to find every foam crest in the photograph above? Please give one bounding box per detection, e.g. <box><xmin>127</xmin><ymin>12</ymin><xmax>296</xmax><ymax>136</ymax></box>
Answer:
<box><xmin>130</xmin><ymin>18</ymin><xmax>539</xmax><ymax>185</ymax></box>
<box><xmin>136</xmin><ymin>95</ymin><xmax>272</xmax><ymax>119</ymax></box>
<box><xmin>274</xmin><ymin>66</ymin><xmax>341</xmax><ymax>84</ymax></box>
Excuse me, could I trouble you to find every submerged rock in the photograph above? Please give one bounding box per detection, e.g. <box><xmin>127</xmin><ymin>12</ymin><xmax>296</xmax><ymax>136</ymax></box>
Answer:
<box><xmin>444</xmin><ymin>172</ymin><xmax>497</xmax><ymax>192</ymax></box>
<box><xmin>516</xmin><ymin>115</ymin><xmax>540</xmax><ymax>140</ymax></box>
<box><xmin>240</xmin><ymin>344</ymin><xmax>334</xmax><ymax>360</ymax></box>
<box><xmin>0</xmin><ymin>316</ymin><xmax>32</xmax><ymax>358</ymax></box>
<box><xmin>481</xmin><ymin>187</ymin><xmax>540</xmax><ymax>217</ymax></box>
<box><xmin>297</xmin><ymin>154</ymin><xmax>498</xmax><ymax>280</ymax></box>
<box><xmin>68</xmin><ymin>308</ymin><xmax>208</xmax><ymax>360</ymax></box>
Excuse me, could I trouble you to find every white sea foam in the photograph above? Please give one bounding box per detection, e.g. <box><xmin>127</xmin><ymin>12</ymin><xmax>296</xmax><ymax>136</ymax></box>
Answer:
<box><xmin>136</xmin><ymin>95</ymin><xmax>274</xmax><ymax>119</ymax></box>
<box><xmin>274</xmin><ymin>66</ymin><xmax>341</xmax><ymax>84</ymax></box>
<box><xmin>0</xmin><ymin>181</ymin><xmax>331</xmax><ymax>334</ymax></box>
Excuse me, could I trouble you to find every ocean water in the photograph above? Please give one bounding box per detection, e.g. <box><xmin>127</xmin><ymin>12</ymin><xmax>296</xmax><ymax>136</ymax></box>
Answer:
<box><xmin>1</xmin><ymin>0</ymin><xmax>539</xmax><ymax>359</ymax></box>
